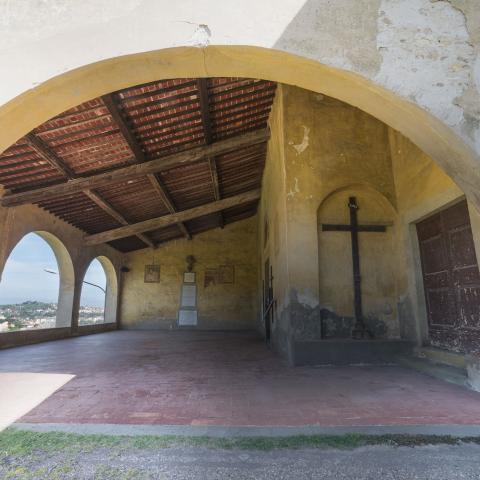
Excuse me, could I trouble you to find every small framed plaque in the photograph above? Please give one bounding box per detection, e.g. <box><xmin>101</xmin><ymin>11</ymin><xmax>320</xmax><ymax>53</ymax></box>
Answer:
<box><xmin>218</xmin><ymin>265</ymin><xmax>235</xmax><ymax>284</ymax></box>
<box><xmin>183</xmin><ymin>271</ymin><xmax>196</xmax><ymax>283</ymax></box>
<box><xmin>144</xmin><ymin>264</ymin><xmax>160</xmax><ymax>283</ymax></box>
<box><xmin>204</xmin><ymin>268</ymin><xmax>217</xmax><ymax>287</ymax></box>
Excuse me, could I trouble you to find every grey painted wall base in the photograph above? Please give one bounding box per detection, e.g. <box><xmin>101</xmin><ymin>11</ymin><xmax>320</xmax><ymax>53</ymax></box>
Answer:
<box><xmin>292</xmin><ymin>339</ymin><xmax>414</xmax><ymax>366</ymax></box>
<box><xmin>0</xmin><ymin>323</ymin><xmax>117</xmax><ymax>349</ymax></box>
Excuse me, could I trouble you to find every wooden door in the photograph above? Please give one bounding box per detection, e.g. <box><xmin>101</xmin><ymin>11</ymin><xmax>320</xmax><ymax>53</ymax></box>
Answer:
<box><xmin>417</xmin><ymin>200</ymin><xmax>480</xmax><ymax>354</ymax></box>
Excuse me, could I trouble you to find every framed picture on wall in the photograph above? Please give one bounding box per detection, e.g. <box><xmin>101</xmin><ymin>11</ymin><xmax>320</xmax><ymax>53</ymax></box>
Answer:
<box><xmin>144</xmin><ymin>264</ymin><xmax>160</xmax><ymax>283</ymax></box>
<box><xmin>218</xmin><ymin>265</ymin><xmax>235</xmax><ymax>284</ymax></box>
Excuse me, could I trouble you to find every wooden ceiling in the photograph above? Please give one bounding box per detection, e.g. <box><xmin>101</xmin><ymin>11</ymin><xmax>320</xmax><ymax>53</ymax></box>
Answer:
<box><xmin>0</xmin><ymin>78</ymin><xmax>276</xmax><ymax>252</ymax></box>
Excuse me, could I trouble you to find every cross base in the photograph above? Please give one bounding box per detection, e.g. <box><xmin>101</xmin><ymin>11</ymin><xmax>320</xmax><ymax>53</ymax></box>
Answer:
<box><xmin>352</xmin><ymin>320</ymin><xmax>373</xmax><ymax>340</ymax></box>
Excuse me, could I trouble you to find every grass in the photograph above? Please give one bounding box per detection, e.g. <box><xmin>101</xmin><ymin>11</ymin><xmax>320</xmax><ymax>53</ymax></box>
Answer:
<box><xmin>1</xmin><ymin>428</ymin><xmax>480</xmax><ymax>456</ymax></box>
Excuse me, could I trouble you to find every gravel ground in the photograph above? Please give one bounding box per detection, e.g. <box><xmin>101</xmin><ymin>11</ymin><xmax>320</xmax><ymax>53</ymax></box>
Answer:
<box><xmin>2</xmin><ymin>443</ymin><xmax>480</xmax><ymax>479</ymax></box>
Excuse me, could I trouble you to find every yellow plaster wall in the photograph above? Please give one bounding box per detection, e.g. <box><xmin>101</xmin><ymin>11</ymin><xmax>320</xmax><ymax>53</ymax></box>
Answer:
<box><xmin>120</xmin><ymin>217</ymin><xmax>259</xmax><ymax>330</ymax></box>
<box><xmin>318</xmin><ymin>187</ymin><xmax>399</xmax><ymax>337</ymax></box>
<box><xmin>259</xmin><ymin>84</ymin><xmax>401</xmax><ymax>343</ymax></box>
<box><xmin>258</xmin><ymin>85</ymin><xmax>291</xmax><ymax>347</ymax></box>
<box><xmin>282</xmin><ymin>87</ymin><xmax>396</xmax><ymax>308</ymax></box>
<box><xmin>259</xmin><ymin>85</ymin><xmax>480</xmax><ymax>346</ymax></box>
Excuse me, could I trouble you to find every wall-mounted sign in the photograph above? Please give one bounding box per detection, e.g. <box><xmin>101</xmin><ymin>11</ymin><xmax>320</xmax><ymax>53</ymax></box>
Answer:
<box><xmin>204</xmin><ymin>265</ymin><xmax>235</xmax><ymax>287</ymax></box>
<box><xmin>180</xmin><ymin>284</ymin><xmax>197</xmax><ymax>308</ymax></box>
<box><xmin>184</xmin><ymin>272</ymin><xmax>196</xmax><ymax>283</ymax></box>
<box><xmin>144</xmin><ymin>264</ymin><xmax>160</xmax><ymax>283</ymax></box>
<box><xmin>178</xmin><ymin>309</ymin><xmax>198</xmax><ymax>326</ymax></box>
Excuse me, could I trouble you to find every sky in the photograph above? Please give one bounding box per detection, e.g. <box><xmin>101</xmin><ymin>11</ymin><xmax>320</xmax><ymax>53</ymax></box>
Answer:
<box><xmin>0</xmin><ymin>233</ymin><xmax>106</xmax><ymax>307</ymax></box>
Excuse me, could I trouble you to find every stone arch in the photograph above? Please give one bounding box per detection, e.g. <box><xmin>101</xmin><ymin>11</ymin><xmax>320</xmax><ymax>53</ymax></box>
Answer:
<box><xmin>79</xmin><ymin>255</ymin><xmax>118</xmax><ymax>326</ymax></box>
<box><xmin>0</xmin><ymin>46</ymin><xmax>479</xmax><ymax>210</ymax></box>
<box><xmin>316</xmin><ymin>184</ymin><xmax>400</xmax><ymax>339</ymax></box>
<box><xmin>0</xmin><ymin>230</ymin><xmax>75</xmax><ymax>328</ymax></box>
<box><xmin>317</xmin><ymin>181</ymin><xmax>398</xmax><ymax>214</ymax></box>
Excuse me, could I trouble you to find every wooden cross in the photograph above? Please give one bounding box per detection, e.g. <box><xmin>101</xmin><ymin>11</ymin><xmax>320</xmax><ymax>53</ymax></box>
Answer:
<box><xmin>322</xmin><ymin>197</ymin><xmax>388</xmax><ymax>339</ymax></box>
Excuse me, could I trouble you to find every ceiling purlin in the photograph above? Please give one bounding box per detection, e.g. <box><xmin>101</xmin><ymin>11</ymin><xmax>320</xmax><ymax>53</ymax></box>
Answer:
<box><xmin>0</xmin><ymin>129</ymin><xmax>270</xmax><ymax>207</ymax></box>
<box><xmin>85</xmin><ymin>188</ymin><xmax>261</xmax><ymax>246</ymax></box>
<box><xmin>102</xmin><ymin>93</ymin><xmax>191</xmax><ymax>241</ymax></box>
<box><xmin>25</xmin><ymin>130</ymin><xmax>155</xmax><ymax>248</ymax></box>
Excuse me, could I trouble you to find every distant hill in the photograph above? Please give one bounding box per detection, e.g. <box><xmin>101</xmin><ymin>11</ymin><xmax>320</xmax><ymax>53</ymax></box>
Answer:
<box><xmin>0</xmin><ymin>301</ymin><xmax>57</xmax><ymax>319</ymax></box>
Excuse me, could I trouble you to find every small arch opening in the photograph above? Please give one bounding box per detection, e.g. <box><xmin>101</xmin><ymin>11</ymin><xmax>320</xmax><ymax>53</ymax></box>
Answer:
<box><xmin>78</xmin><ymin>256</ymin><xmax>118</xmax><ymax>326</ymax></box>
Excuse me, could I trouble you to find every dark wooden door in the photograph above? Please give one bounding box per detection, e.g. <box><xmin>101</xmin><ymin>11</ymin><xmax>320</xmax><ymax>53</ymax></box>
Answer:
<box><xmin>417</xmin><ymin>200</ymin><xmax>480</xmax><ymax>354</ymax></box>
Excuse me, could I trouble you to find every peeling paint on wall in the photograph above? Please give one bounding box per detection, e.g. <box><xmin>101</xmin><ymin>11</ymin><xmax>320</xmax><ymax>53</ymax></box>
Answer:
<box><xmin>289</xmin><ymin>125</ymin><xmax>310</xmax><ymax>155</ymax></box>
<box><xmin>376</xmin><ymin>0</ymin><xmax>475</xmax><ymax>131</ymax></box>
<box><xmin>286</xmin><ymin>177</ymin><xmax>300</xmax><ymax>199</ymax></box>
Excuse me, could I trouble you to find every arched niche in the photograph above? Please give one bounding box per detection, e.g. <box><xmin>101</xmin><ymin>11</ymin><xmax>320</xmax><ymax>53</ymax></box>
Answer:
<box><xmin>78</xmin><ymin>256</ymin><xmax>118</xmax><ymax>326</ymax></box>
<box><xmin>317</xmin><ymin>185</ymin><xmax>399</xmax><ymax>339</ymax></box>
<box><xmin>0</xmin><ymin>230</ymin><xmax>75</xmax><ymax>329</ymax></box>
<box><xmin>0</xmin><ymin>47</ymin><xmax>478</xmax><ymax>212</ymax></box>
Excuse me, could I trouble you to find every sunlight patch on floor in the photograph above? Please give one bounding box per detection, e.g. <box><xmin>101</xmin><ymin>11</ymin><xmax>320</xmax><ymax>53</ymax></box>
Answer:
<box><xmin>0</xmin><ymin>372</ymin><xmax>74</xmax><ymax>431</ymax></box>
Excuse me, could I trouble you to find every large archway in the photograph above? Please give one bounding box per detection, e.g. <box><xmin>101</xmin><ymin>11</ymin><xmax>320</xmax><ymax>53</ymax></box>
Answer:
<box><xmin>0</xmin><ymin>231</ymin><xmax>75</xmax><ymax>330</ymax></box>
<box><xmin>0</xmin><ymin>46</ymin><xmax>479</xmax><ymax>211</ymax></box>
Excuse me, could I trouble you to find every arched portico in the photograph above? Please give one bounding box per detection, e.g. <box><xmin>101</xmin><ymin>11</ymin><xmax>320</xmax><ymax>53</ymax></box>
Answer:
<box><xmin>0</xmin><ymin>46</ymin><xmax>479</xmax><ymax>212</ymax></box>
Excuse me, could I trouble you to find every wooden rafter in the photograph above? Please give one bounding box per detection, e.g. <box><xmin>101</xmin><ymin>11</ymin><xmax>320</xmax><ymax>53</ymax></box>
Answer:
<box><xmin>197</xmin><ymin>79</ymin><xmax>224</xmax><ymax>228</ymax></box>
<box><xmin>147</xmin><ymin>174</ymin><xmax>192</xmax><ymax>240</ymax></box>
<box><xmin>25</xmin><ymin>133</ymin><xmax>76</xmax><ymax>179</ymax></box>
<box><xmin>24</xmin><ymin>131</ymin><xmax>155</xmax><ymax>248</ymax></box>
<box><xmin>1</xmin><ymin>129</ymin><xmax>269</xmax><ymax>207</ymax></box>
<box><xmin>104</xmin><ymin>93</ymin><xmax>190</xmax><ymax>240</ymax></box>
<box><xmin>84</xmin><ymin>189</ymin><xmax>261</xmax><ymax>246</ymax></box>
<box><xmin>197</xmin><ymin>79</ymin><xmax>213</xmax><ymax>144</ymax></box>
<box><xmin>83</xmin><ymin>190</ymin><xmax>155</xmax><ymax>248</ymax></box>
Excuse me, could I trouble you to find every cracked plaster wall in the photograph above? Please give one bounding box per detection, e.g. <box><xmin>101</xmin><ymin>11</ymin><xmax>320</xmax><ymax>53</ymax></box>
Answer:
<box><xmin>0</xmin><ymin>0</ymin><xmax>480</xmax><ymax>152</ymax></box>
<box><xmin>0</xmin><ymin>0</ymin><xmax>478</xmax><ymax>157</ymax></box>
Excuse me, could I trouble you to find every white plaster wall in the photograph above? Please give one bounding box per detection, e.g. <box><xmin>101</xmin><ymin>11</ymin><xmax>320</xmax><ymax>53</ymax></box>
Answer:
<box><xmin>0</xmin><ymin>0</ymin><xmax>478</xmax><ymax>158</ymax></box>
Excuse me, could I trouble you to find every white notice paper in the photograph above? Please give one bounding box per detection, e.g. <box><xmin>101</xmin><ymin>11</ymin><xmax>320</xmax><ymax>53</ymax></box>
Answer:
<box><xmin>178</xmin><ymin>309</ymin><xmax>198</xmax><ymax>326</ymax></box>
<box><xmin>181</xmin><ymin>284</ymin><xmax>197</xmax><ymax>308</ymax></box>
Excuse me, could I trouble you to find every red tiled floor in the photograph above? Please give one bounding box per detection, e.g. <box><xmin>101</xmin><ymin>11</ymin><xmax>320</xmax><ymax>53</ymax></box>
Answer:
<box><xmin>1</xmin><ymin>330</ymin><xmax>480</xmax><ymax>426</ymax></box>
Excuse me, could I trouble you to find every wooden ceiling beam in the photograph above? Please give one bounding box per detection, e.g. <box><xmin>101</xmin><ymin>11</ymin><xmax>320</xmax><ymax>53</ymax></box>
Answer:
<box><xmin>208</xmin><ymin>157</ymin><xmax>224</xmax><ymax>228</ymax></box>
<box><xmin>197</xmin><ymin>79</ymin><xmax>213</xmax><ymax>145</ymax></box>
<box><xmin>1</xmin><ymin>128</ymin><xmax>269</xmax><ymax>207</ymax></box>
<box><xmin>147</xmin><ymin>174</ymin><xmax>191</xmax><ymax>240</ymax></box>
<box><xmin>198</xmin><ymin>79</ymin><xmax>224</xmax><ymax>228</ymax></box>
<box><xmin>102</xmin><ymin>94</ymin><xmax>146</xmax><ymax>163</ymax></box>
<box><xmin>84</xmin><ymin>189</ymin><xmax>261</xmax><ymax>246</ymax></box>
<box><xmin>24</xmin><ymin>130</ymin><xmax>155</xmax><ymax>249</ymax></box>
<box><xmin>103</xmin><ymin>93</ymin><xmax>191</xmax><ymax>240</ymax></box>
<box><xmin>83</xmin><ymin>189</ymin><xmax>155</xmax><ymax>248</ymax></box>
<box><xmin>24</xmin><ymin>133</ymin><xmax>76</xmax><ymax>179</ymax></box>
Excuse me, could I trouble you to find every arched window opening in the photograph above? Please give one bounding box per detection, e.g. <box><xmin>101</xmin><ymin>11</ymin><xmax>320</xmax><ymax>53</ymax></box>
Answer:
<box><xmin>78</xmin><ymin>257</ymin><xmax>117</xmax><ymax>326</ymax></box>
<box><xmin>0</xmin><ymin>232</ymin><xmax>74</xmax><ymax>332</ymax></box>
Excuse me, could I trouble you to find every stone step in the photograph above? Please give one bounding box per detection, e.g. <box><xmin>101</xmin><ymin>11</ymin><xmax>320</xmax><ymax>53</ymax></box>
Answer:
<box><xmin>396</xmin><ymin>354</ymin><xmax>468</xmax><ymax>388</ymax></box>
<box><xmin>414</xmin><ymin>346</ymin><xmax>466</xmax><ymax>369</ymax></box>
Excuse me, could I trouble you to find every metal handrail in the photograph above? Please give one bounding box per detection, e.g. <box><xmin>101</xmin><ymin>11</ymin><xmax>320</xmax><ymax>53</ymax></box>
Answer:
<box><xmin>263</xmin><ymin>298</ymin><xmax>276</xmax><ymax>318</ymax></box>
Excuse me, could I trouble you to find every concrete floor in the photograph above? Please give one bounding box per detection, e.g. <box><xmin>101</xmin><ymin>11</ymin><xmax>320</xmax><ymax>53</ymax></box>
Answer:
<box><xmin>1</xmin><ymin>330</ymin><xmax>480</xmax><ymax>427</ymax></box>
